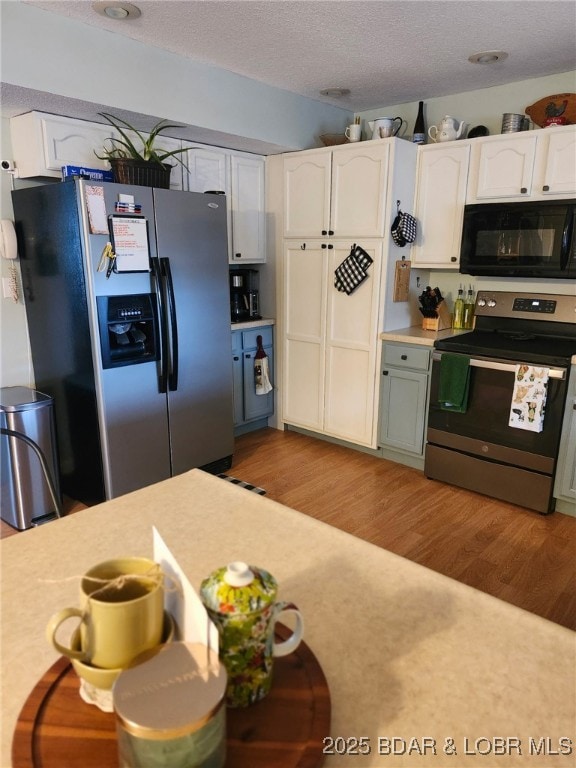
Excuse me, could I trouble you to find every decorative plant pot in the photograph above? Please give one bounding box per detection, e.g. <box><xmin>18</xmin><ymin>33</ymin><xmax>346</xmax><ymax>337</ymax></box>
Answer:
<box><xmin>109</xmin><ymin>158</ymin><xmax>172</xmax><ymax>189</ymax></box>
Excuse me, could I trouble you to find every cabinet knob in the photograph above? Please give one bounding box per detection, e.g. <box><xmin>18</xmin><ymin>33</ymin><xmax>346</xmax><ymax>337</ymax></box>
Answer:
<box><xmin>328</xmin><ymin>230</ymin><xmax>334</xmax><ymax>236</ymax></box>
<box><xmin>401</xmin><ymin>354</ymin><xmax>408</xmax><ymax>360</ymax></box>
<box><xmin>520</xmin><ymin>187</ymin><xmax>528</xmax><ymax>194</ymax></box>
<box><xmin>321</xmin><ymin>243</ymin><xmax>327</xmax><ymax>249</ymax></box>
<box><xmin>233</xmin><ymin>356</ymin><xmax>239</xmax><ymax>361</ymax></box>
<box><xmin>543</xmin><ymin>184</ymin><xmax>550</xmax><ymax>192</ymax></box>
<box><xmin>235</xmin><ymin>253</ymin><xmax>242</xmax><ymax>258</ymax></box>
<box><xmin>327</xmin><ymin>244</ymin><xmax>333</xmax><ymax>249</ymax></box>
<box><xmin>382</xmin><ymin>370</ymin><xmax>389</xmax><ymax>376</ymax></box>
<box><xmin>450</xmin><ymin>257</ymin><xmax>457</xmax><ymax>262</ymax></box>
<box><xmin>245</xmin><ymin>353</ymin><xmax>251</xmax><ymax>359</ymax></box>
<box><xmin>321</xmin><ymin>230</ymin><xmax>328</xmax><ymax>236</ymax></box>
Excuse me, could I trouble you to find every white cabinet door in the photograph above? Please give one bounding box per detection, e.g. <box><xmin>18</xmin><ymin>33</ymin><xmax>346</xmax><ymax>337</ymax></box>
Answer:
<box><xmin>184</xmin><ymin>145</ymin><xmax>229</xmax><ymax>193</ymax></box>
<box><xmin>11</xmin><ymin>112</ymin><xmax>117</xmax><ymax>178</ymax></box>
<box><xmin>283</xmin><ymin>144</ymin><xmax>390</xmax><ymax>239</ymax></box>
<box><xmin>537</xmin><ymin>127</ymin><xmax>576</xmax><ymax>196</ymax></box>
<box><xmin>283</xmin><ymin>151</ymin><xmax>332</xmax><ymax>237</ymax></box>
<box><xmin>230</xmin><ymin>154</ymin><xmax>266</xmax><ymax>263</ymax></box>
<box><xmin>411</xmin><ymin>143</ymin><xmax>470</xmax><ymax>269</ymax></box>
<box><xmin>151</xmin><ymin>136</ymin><xmax>184</xmax><ymax>191</ymax></box>
<box><xmin>330</xmin><ymin>143</ymin><xmax>390</xmax><ymax>237</ymax></box>
<box><xmin>283</xmin><ymin>238</ymin><xmax>382</xmax><ymax>447</ymax></box>
<box><xmin>468</xmin><ymin>134</ymin><xmax>538</xmax><ymax>201</ymax></box>
<box><xmin>323</xmin><ymin>240</ymin><xmax>382</xmax><ymax>446</ymax></box>
<box><xmin>283</xmin><ymin>241</ymin><xmax>327</xmax><ymax>430</ymax></box>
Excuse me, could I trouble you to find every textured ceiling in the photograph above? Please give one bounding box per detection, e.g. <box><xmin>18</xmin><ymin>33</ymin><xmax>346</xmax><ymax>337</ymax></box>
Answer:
<box><xmin>20</xmin><ymin>0</ymin><xmax>576</xmax><ymax>111</ymax></box>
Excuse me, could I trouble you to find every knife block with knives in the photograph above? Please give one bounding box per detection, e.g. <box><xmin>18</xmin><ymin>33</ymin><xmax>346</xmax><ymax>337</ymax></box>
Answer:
<box><xmin>419</xmin><ymin>286</ymin><xmax>452</xmax><ymax>331</ymax></box>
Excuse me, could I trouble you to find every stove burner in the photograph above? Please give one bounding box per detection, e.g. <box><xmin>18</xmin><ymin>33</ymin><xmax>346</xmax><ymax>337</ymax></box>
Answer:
<box><xmin>499</xmin><ymin>331</ymin><xmax>537</xmax><ymax>342</ymax></box>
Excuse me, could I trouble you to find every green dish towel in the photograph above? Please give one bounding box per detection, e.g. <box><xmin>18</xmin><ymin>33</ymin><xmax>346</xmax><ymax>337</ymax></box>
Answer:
<box><xmin>438</xmin><ymin>353</ymin><xmax>471</xmax><ymax>413</ymax></box>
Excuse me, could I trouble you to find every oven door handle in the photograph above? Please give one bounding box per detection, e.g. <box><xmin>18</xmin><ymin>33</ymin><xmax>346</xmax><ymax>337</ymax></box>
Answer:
<box><xmin>432</xmin><ymin>351</ymin><xmax>566</xmax><ymax>379</ymax></box>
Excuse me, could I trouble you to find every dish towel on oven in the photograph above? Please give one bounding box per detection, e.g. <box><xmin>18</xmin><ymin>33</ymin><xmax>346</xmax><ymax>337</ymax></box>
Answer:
<box><xmin>438</xmin><ymin>353</ymin><xmax>471</xmax><ymax>413</ymax></box>
<box><xmin>334</xmin><ymin>244</ymin><xmax>373</xmax><ymax>295</ymax></box>
<box><xmin>508</xmin><ymin>364</ymin><xmax>549</xmax><ymax>432</ymax></box>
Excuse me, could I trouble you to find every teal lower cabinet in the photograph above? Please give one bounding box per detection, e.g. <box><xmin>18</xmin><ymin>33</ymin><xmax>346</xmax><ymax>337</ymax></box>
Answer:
<box><xmin>232</xmin><ymin>326</ymin><xmax>274</xmax><ymax>435</ymax></box>
<box><xmin>554</xmin><ymin>365</ymin><xmax>576</xmax><ymax>515</ymax></box>
<box><xmin>378</xmin><ymin>342</ymin><xmax>431</xmax><ymax>469</ymax></box>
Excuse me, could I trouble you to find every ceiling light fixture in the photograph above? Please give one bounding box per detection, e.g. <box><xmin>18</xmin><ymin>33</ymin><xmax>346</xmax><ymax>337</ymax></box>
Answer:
<box><xmin>468</xmin><ymin>50</ymin><xmax>508</xmax><ymax>65</ymax></box>
<box><xmin>319</xmin><ymin>88</ymin><xmax>351</xmax><ymax>98</ymax></box>
<box><xmin>92</xmin><ymin>2</ymin><xmax>141</xmax><ymax>20</ymax></box>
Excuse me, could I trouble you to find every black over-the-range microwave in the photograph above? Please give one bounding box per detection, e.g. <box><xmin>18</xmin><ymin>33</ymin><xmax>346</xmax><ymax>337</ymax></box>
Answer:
<box><xmin>460</xmin><ymin>199</ymin><xmax>575</xmax><ymax>278</ymax></box>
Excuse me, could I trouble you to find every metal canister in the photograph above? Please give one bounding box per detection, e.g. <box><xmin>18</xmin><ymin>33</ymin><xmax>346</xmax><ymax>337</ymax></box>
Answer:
<box><xmin>113</xmin><ymin>642</ymin><xmax>227</xmax><ymax>768</ymax></box>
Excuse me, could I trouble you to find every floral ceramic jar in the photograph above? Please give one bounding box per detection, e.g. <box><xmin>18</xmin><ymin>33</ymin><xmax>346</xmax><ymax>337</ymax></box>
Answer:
<box><xmin>199</xmin><ymin>562</ymin><xmax>304</xmax><ymax>708</ymax></box>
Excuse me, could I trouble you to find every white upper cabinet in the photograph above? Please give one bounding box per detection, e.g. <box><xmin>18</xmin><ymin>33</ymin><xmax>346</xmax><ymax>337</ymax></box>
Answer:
<box><xmin>410</xmin><ymin>142</ymin><xmax>471</xmax><ymax>269</ymax></box>
<box><xmin>283</xmin><ymin>151</ymin><xmax>332</xmax><ymax>238</ymax></box>
<box><xmin>467</xmin><ymin>133</ymin><xmax>538</xmax><ymax>201</ymax></box>
<box><xmin>150</xmin><ymin>135</ymin><xmax>184</xmax><ymax>191</ymax></box>
<box><xmin>283</xmin><ymin>143</ymin><xmax>390</xmax><ymax>239</ymax></box>
<box><xmin>183</xmin><ymin>144</ymin><xmax>266</xmax><ymax>263</ymax></box>
<box><xmin>533</xmin><ymin>126</ymin><xmax>576</xmax><ymax>196</ymax></box>
<box><xmin>184</xmin><ymin>145</ymin><xmax>229</xmax><ymax>194</ymax></box>
<box><xmin>467</xmin><ymin>126</ymin><xmax>576</xmax><ymax>202</ymax></box>
<box><xmin>230</xmin><ymin>154</ymin><xmax>266</xmax><ymax>264</ymax></box>
<box><xmin>10</xmin><ymin>111</ymin><xmax>117</xmax><ymax>178</ymax></box>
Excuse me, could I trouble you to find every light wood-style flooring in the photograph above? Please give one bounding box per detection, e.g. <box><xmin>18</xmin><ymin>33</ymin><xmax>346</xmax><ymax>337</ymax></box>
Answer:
<box><xmin>2</xmin><ymin>427</ymin><xmax>574</xmax><ymax>630</ymax></box>
<box><xmin>229</xmin><ymin>428</ymin><xmax>576</xmax><ymax>631</ymax></box>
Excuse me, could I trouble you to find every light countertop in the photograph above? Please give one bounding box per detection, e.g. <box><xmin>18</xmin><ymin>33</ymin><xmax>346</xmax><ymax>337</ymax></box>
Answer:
<box><xmin>379</xmin><ymin>326</ymin><xmax>467</xmax><ymax>346</ymax></box>
<box><xmin>381</xmin><ymin>327</ymin><xmax>576</xmax><ymax>365</ymax></box>
<box><xmin>1</xmin><ymin>469</ymin><xmax>574</xmax><ymax>767</ymax></box>
<box><xmin>231</xmin><ymin>317</ymin><xmax>275</xmax><ymax>331</ymax></box>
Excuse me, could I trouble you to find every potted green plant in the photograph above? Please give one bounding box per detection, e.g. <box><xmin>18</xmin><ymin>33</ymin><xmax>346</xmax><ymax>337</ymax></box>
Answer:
<box><xmin>95</xmin><ymin>112</ymin><xmax>189</xmax><ymax>188</ymax></box>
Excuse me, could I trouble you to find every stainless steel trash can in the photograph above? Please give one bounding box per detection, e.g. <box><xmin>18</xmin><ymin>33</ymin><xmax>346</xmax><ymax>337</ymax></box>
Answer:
<box><xmin>0</xmin><ymin>386</ymin><xmax>61</xmax><ymax>529</ymax></box>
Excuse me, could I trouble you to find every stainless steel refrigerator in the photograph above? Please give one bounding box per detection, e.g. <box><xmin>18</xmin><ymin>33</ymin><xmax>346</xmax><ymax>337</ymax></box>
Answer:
<box><xmin>12</xmin><ymin>179</ymin><xmax>234</xmax><ymax>504</ymax></box>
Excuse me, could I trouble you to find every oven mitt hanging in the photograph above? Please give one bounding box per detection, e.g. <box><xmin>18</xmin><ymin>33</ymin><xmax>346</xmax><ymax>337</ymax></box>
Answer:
<box><xmin>335</xmin><ymin>244</ymin><xmax>373</xmax><ymax>295</ymax></box>
<box><xmin>391</xmin><ymin>207</ymin><xmax>417</xmax><ymax>247</ymax></box>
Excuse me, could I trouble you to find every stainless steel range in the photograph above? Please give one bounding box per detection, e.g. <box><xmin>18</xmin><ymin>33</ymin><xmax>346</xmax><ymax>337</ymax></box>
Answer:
<box><xmin>425</xmin><ymin>291</ymin><xmax>576</xmax><ymax>514</ymax></box>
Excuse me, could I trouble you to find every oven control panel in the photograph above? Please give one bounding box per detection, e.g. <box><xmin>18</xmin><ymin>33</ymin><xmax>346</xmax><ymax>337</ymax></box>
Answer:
<box><xmin>512</xmin><ymin>297</ymin><xmax>556</xmax><ymax>314</ymax></box>
<box><xmin>475</xmin><ymin>291</ymin><xmax>576</xmax><ymax>323</ymax></box>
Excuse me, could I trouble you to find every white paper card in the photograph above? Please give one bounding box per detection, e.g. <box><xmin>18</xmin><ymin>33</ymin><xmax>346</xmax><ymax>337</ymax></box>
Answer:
<box><xmin>153</xmin><ymin>526</ymin><xmax>219</xmax><ymax>653</ymax></box>
<box><xmin>110</xmin><ymin>215</ymin><xmax>150</xmax><ymax>272</ymax></box>
<box><xmin>84</xmin><ymin>185</ymin><xmax>108</xmax><ymax>235</ymax></box>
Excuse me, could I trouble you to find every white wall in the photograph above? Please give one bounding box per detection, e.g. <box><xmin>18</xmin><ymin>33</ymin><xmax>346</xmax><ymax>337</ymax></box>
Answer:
<box><xmin>358</xmin><ymin>70</ymin><xmax>576</xmax><ymax>317</ymax></box>
<box><xmin>0</xmin><ymin>117</ymin><xmax>34</xmax><ymax>388</ymax></box>
<box><xmin>1</xmin><ymin>2</ymin><xmax>351</xmax><ymax>153</ymax></box>
<box><xmin>358</xmin><ymin>71</ymin><xmax>576</xmax><ymax>141</ymax></box>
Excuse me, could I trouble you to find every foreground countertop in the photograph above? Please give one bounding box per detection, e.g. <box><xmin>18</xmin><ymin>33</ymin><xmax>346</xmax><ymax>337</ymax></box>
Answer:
<box><xmin>1</xmin><ymin>469</ymin><xmax>574</xmax><ymax>767</ymax></box>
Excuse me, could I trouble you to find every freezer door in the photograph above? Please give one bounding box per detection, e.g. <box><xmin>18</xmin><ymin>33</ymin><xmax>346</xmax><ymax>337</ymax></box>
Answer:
<box><xmin>152</xmin><ymin>189</ymin><xmax>234</xmax><ymax>473</ymax></box>
<box><xmin>79</xmin><ymin>181</ymin><xmax>172</xmax><ymax>498</ymax></box>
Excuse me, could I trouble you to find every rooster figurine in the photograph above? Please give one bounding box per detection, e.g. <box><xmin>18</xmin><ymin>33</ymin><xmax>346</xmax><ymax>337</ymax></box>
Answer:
<box><xmin>544</xmin><ymin>98</ymin><xmax>569</xmax><ymax>126</ymax></box>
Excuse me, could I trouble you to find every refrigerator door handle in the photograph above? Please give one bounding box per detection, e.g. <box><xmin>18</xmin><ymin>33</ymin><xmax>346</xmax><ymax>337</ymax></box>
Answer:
<box><xmin>151</xmin><ymin>258</ymin><xmax>168</xmax><ymax>394</ymax></box>
<box><xmin>161</xmin><ymin>257</ymin><xmax>179</xmax><ymax>391</ymax></box>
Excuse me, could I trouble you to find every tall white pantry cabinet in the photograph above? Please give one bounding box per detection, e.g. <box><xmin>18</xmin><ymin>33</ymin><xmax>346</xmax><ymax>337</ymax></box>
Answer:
<box><xmin>281</xmin><ymin>139</ymin><xmax>418</xmax><ymax>448</ymax></box>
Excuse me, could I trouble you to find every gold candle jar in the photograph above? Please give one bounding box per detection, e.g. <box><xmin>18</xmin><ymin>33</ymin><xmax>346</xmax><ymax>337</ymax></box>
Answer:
<box><xmin>113</xmin><ymin>642</ymin><xmax>227</xmax><ymax>768</ymax></box>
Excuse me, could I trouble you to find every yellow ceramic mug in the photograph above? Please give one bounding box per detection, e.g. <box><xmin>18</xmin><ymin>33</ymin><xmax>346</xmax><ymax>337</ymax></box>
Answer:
<box><xmin>46</xmin><ymin>557</ymin><xmax>164</xmax><ymax>669</ymax></box>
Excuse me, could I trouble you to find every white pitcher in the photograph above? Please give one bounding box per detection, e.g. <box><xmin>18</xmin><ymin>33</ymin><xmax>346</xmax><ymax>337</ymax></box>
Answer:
<box><xmin>368</xmin><ymin>116</ymin><xmax>405</xmax><ymax>140</ymax></box>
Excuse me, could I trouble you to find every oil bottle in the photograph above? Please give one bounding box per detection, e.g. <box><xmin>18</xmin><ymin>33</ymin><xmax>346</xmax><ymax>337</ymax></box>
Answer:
<box><xmin>453</xmin><ymin>286</ymin><xmax>465</xmax><ymax>329</ymax></box>
<box><xmin>463</xmin><ymin>285</ymin><xmax>475</xmax><ymax>329</ymax></box>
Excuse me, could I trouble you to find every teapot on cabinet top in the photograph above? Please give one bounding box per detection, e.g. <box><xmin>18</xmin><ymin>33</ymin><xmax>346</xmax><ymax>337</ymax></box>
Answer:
<box><xmin>428</xmin><ymin>116</ymin><xmax>467</xmax><ymax>142</ymax></box>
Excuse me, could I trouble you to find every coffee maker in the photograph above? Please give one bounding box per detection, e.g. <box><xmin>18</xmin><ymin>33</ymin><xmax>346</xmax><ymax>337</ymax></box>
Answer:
<box><xmin>229</xmin><ymin>269</ymin><xmax>261</xmax><ymax>323</ymax></box>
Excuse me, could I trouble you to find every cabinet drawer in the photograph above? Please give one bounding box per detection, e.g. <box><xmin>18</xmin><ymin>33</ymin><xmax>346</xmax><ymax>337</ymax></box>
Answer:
<box><xmin>383</xmin><ymin>344</ymin><xmax>430</xmax><ymax>371</ymax></box>
<box><xmin>242</xmin><ymin>326</ymin><xmax>273</xmax><ymax>350</ymax></box>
